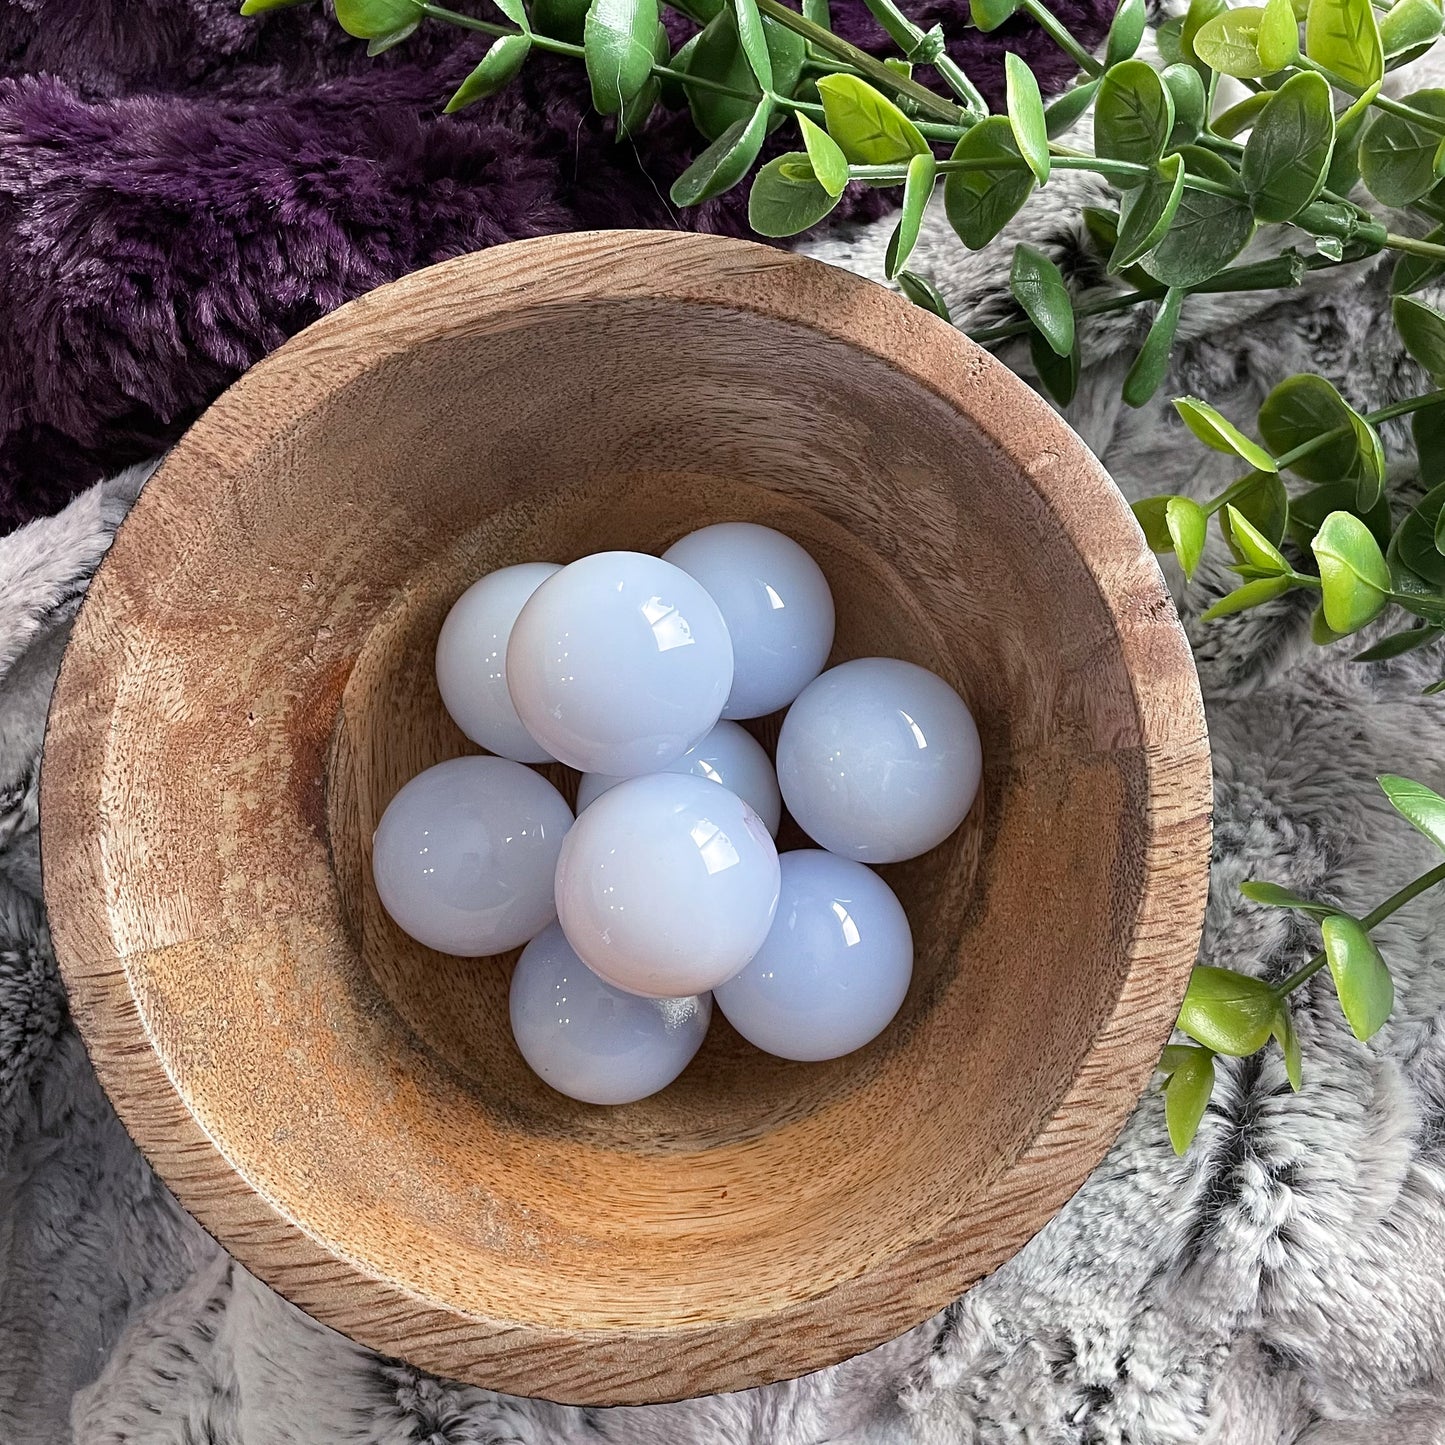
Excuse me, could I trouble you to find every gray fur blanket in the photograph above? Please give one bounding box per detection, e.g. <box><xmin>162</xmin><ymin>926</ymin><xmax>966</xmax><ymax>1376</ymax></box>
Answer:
<box><xmin>8</xmin><ymin>114</ymin><xmax>1445</xmax><ymax>1445</ymax></box>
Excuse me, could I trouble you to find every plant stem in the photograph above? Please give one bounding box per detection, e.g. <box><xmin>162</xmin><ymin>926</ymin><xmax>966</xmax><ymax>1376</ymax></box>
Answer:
<box><xmin>967</xmin><ymin>254</ymin><xmax>1335</xmax><ymax>346</ymax></box>
<box><xmin>968</xmin><ymin>288</ymin><xmax>1149</xmax><ymax>343</ymax></box>
<box><xmin>418</xmin><ymin>1</ymin><xmax>583</xmax><ymax>50</ymax></box>
<box><xmin>1273</xmin><ymin>859</ymin><xmax>1445</xmax><ymax>995</ymax></box>
<box><xmin>753</xmin><ymin>0</ymin><xmax>972</xmax><ymax>122</ymax></box>
<box><xmin>421</xmin><ymin>1</ymin><xmax>970</xmax><ymax>119</ymax></box>
<box><xmin>1298</xmin><ymin>55</ymin><xmax>1445</xmax><ymax>134</ymax></box>
<box><xmin>1368</xmin><ymin>389</ymin><xmax>1445</xmax><ymax>423</ymax></box>
<box><xmin>1018</xmin><ymin>0</ymin><xmax>1105</xmax><ymax>77</ymax></box>
<box><xmin>1385</xmin><ymin>232</ymin><xmax>1445</xmax><ymax>260</ymax></box>
<box><xmin>856</xmin><ymin>0</ymin><xmax>990</xmax><ymax>112</ymax></box>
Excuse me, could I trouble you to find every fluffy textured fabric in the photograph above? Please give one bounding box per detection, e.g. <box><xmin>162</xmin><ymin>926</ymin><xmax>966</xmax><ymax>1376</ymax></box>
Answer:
<box><xmin>0</xmin><ymin>0</ymin><xmax>1105</xmax><ymax>532</ymax></box>
<box><xmin>8</xmin><ymin>173</ymin><xmax>1445</xmax><ymax>1443</ymax></box>
<box><xmin>7</xmin><ymin>11</ymin><xmax>1445</xmax><ymax>1443</ymax></box>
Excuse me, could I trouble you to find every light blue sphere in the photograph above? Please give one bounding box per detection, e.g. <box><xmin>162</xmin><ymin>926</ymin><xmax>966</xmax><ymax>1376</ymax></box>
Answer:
<box><xmin>371</xmin><ymin>756</ymin><xmax>573</xmax><ymax>957</ymax></box>
<box><xmin>554</xmin><ymin>772</ymin><xmax>780</xmax><ymax>998</ymax></box>
<box><xmin>663</xmin><ymin>522</ymin><xmax>835</xmax><ymax>719</ymax></box>
<box><xmin>434</xmin><ymin>562</ymin><xmax>560</xmax><ymax>763</ymax></box>
<box><xmin>776</xmin><ymin>657</ymin><xmax>981</xmax><ymax>864</ymax></box>
<box><xmin>714</xmin><ymin>851</ymin><xmax>912</xmax><ymax>1061</ymax></box>
<box><xmin>506</xmin><ymin>551</ymin><xmax>734</xmax><ymax>777</ymax></box>
<box><xmin>510</xmin><ymin>923</ymin><xmax>712</xmax><ymax>1105</ymax></box>
<box><xmin>576</xmin><ymin>720</ymin><xmax>782</xmax><ymax>837</ymax></box>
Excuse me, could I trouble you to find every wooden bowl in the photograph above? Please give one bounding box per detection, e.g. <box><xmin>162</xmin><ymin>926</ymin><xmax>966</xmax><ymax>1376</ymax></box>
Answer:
<box><xmin>42</xmin><ymin>231</ymin><xmax>1210</xmax><ymax>1405</ymax></box>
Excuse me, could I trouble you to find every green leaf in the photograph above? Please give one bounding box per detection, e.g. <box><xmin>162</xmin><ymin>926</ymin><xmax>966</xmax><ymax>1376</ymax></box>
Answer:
<box><xmin>1240</xmin><ymin>879</ymin><xmax>1336</xmax><ymax>916</ymax></box>
<box><xmin>1260</xmin><ymin>0</ymin><xmax>1303</xmax><ymax>66</ymax></box>
<box><xmin>1305</xmin><ymin>0</ymin><xmax>1383</xmax><ymax>87</ymax></box>
<box><xmin>366</xmin><ymin>17</ymin><xmax>419</xmax><ymax>52</ymax></box>
<box><xmin>970</xmin><ymin>0</ymin><xmax>1019</xmax><ymax>30</ymax></box>
<box><xmin>1167</xmin><ymin>495</ymin><xmax>1209</xmax><ymax>579</ymax></box>
<box><xmin>1005</xmin><ymin>52</ymin><xmax>1050</xmax><ymax>185</ymax></box>
<box><xmin>1164</xmin><ymin>1046</ymin><xmax>1215</xmax><ymax>1154</ymax></box>
<box><xmin>1163</xmin><ymin>63</ymin><xmax>1207</xmax><ymax>148</ymax></box>
<box><xmin>1325</xmin><ymin>80</ymin><xmax>1380</xmax><ymax>193</ymax></box>
<box><xmin>1133</xmin><ymin>496</ymin><xmax>1175</xmax><ymax>552</ymax></box>
<box><xmin>1140</xmin><ymin>178</ymin><xmax>1255</xmax><ymax>288</ymax></box>
<box><xmin>1353</xmin><ymin>624</ymin><xmax>1444</xmax><ymax>660</ymax></box>
<box><xmin>897</xmin><ymin>270</ymin><xmax>952</xmax><ymax>321</ymax></box>
<box><xmin>1200</xmin><ymin>574</ymin><xmax>1293</xmax><ymax>619</ymax></box>
<box><xmin>683</xmin><ymin>9</ymin><xmax>803</xmax><ymax>139</ymax></box>
<box><xmin>671</xmin><ymin>98</ymin><xmax>771</xmax><ymax>205</ymax></box>
<box><xmin>1183</xmin><ymin>0</ymin><xmax>1229</xmax><ymax>67</ymax></box>
<box><xmin>816</xmin><ymin>74</ymin><xmax>927</xmax><ymax>166</ymax></box>
<box><xmin>1010</xmin><ymin>244</ymin><xmax>1074</xmax><ymax>357</ymax></box>
<box><xmin>1158</xmin><ymin>1043</ymin><xmax>1200</xmax><ymax>1076</ymax></box>
<box><xmin>733</xmin><ymin>0</ymin><xmax>772</xmax><ymax>90</ymax></box>
<box><xmin>1382</xmin><ymin>0</ymin><xmax>1443</xmax><ymax>56</ymax></box>
<box><xmin>1321</xmin><ymin>913</ymin><xmax>1394</xmax><ymax>1039</ymax></box>
<box><xmin>1312</xmin><ymin>510</ymin><xmax>1392</xmax><ymax>633</ymax></box>
<box><xmin>534</xmin><ymin>0</ymin><xmax>589</xmax><ymax>38</ymax></box>
<box><xmin>1083</xmin><ymin>205</ymin><xmax>1121</xmax><ymax>257</ymax></box>
<box><xmin>1193</xmin><ymin>6</ymin><xmax>1273</xmax><ymax>77</ymax></box>
<box><xmin>1212</xmin><ymin>91</ymin><xmax>1272</xmax><ymax>139</ymax></box>
<box><xmin>1387</xmin><ymin>525</ymin><xmax>1445</xmax><ymax>624</ymax></box>
<box><xmin>1379</xmin><ymin>772</ymin><xmax>1445</xmax><ymax>850</ymax></box>
<box><xmin>1417</xmin><ymin>403</ymin><xmax>1445</xmax><ymax>486</ymax></box>
<box><xmin>334</xmin><ymin>0</ymin><xmax>416</xmax><ymax>38</ymax></box>
<box><xmin>657</xmin><ymin>31</ymin><xmax>697</xmax><ymax>105</ymax></box>
<box><xmin>1395</xmin><ymin>295</ymin><xmax>1445</xmax><ymax>379</ymax></box>
<box><xmin>1096</xmin><ymin>59</ymin><xmax>1176</xmax><ymax>170</ymax></box>
<box><xmin>584</xmin><ymin>0</ymin><xmax>659</xmax><ymax>113</ymax></box>
<box><xmin>1290</xmin><ymin>479</ymin><xmax>1394</xmax><ymax>551</ymax></box>
<box><xmin>803</xmin><ymin>0</ymin><xmax>829</xmax><ymax>22</ymax></box>
<box><xmin>1258</xmin><ymin>374</ymin><xmax>1385</xmax><ymax>508</ymax></box>
<box><xmin>1107</xmin><ymin>0</ymin><xmax>1148</xmax><ymax>63</ymax></box>
<box><xmin>944</xmin><ymin>117</ymin><xmax>1034</xmax><ymax>250</ymax></box>
<box><xmin>444</xmin><ymin>32</ymin><xmax>532</xmax><ymax>109</ymax></box>
<box><xmin>617</xmin><ymin>22</ymin><xmax>669</xmax><ymax>139</ymax></box>
<box><xmin>1391</xmin><ymin>227</ymin><xmax>1445</xmax><ymax>294</ymax></box>
<box><xmin>492</xmin><ymin>0</ymin><xmax>532</xmax><ymax>27</ymax></box>
<box><xmin>1358</xmin><ymin>90</ymin><xmax>1445</xmax><ymax>206</ymax></box>
<box><xmin>748</xmin><ymin>152</ymin><xmax>841</xmax><ymax>235</ymax></box>
<box><xmin>1175</xmin><ymin>397</ymin><xmax>1278</xmax><ymax>472</ymax></box>
<box><xmin>1044</xmin><ymin>79</ymin><xmax>1100</xmax><ymax>139</ymax></box>
<box><xmin>1123</xmin><ymin>287</ymin><xmax>1186</xmax><ymax>408</ymax></box>
<box><xmin>239</xmin><ymin>0</ymin><xmax>309</xmax><ymax>13</ymax></box>
<box><xmin>1220</xmin><ymin>470</ymin><xmax>1289</xmax><ymax>550</ymax></box>
<box><xmin>1112</xmin><ymin>154</ymin><xmax>1186</xmax><ymax>271</ymax></box>
<box><xmin>885</xmin><ymin>152</ymin><xmax>937</xmax><ymax>279</ymax></box>
<box><xmin>1241</xmin><ymin>71</ymin><xmax>1334</xmax><ymax>223</ymax></box>
<box><xmin>1158</xmin><ymin>12</ymin><xmax>1187</xmax><ymax>63</ymax></box>
<box><xmin>1178</xmin><ymin>965</ymin><xmax>1281</xmax><ymax>1055</ymax></box>
<box><xmin>1224</xmin><ymin>504</ymin><xmax>1290</xmax><ymax>572</ymax></box>
<box><xmin>1029</xmin><ymin>325</ymin><xmax>1080</xmax><ymax>406</ymax></box>
<box><xmin>799</xmin><ymin>113</ymin><xmax>849</xmax><ymax>196</ymax></box>
<box><xmin>1394</xmin><ymin>483</ymin><xmax>1445</xmax><ymax>585</ymax></box>
<box><xmin>1273</xmin><ymin>1005</ymin><xmax>1303</xmax><ymax>1091</ymax></box>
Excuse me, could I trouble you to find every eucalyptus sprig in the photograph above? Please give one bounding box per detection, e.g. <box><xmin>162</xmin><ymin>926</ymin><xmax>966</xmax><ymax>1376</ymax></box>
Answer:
<box><xmin>242</xmin><ymin>0</ymin><xmax>1445</xmax><ymax>1146</ymax></box>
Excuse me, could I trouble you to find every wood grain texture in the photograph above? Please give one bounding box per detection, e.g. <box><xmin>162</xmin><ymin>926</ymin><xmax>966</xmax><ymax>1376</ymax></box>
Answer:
<box><xmin>40</xmin><ymin>231</ymin><xmax>1212</xmax><ymax>1405</ymax></box>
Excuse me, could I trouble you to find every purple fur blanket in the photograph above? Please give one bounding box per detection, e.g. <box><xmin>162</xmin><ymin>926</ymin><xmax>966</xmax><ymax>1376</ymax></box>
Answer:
<box><xmin>0</xmin><ymin>0</ymin><xmax>1105</xmax><ymax>532</ymax></box>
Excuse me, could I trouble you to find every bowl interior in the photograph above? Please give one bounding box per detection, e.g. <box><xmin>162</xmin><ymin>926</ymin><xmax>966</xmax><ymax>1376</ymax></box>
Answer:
<box><xmin>43</xmin><ymin>234</ymin><xmax>1208</xmax><ymax>1403</ymax></box>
